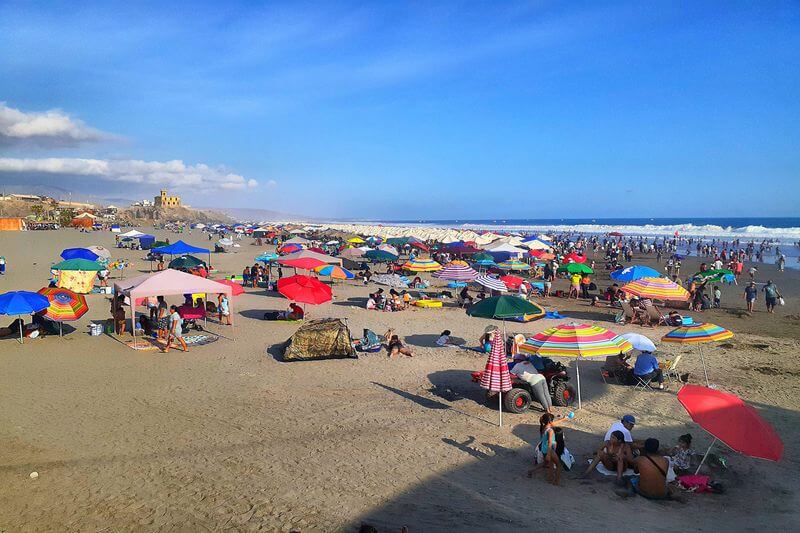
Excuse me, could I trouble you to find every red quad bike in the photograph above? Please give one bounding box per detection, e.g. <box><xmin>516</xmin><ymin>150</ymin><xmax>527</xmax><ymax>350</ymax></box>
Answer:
<box><xmin>471</xmin><ymin>357</ymin><xmax>576</xmax><ymax>414</ymax></box>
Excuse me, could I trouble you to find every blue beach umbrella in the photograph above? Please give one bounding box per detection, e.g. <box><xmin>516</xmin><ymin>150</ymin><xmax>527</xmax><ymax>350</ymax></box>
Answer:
<box><xmin>256</xmin><ymin>253</ymin><xmax>279</xmax><ymax>263</ymax></box>
<box><xmin>0</xmin><ymin>291</ymin><xmax>50</xmax><ymax>344</ymax></box>
<box><xmin>60</xmin><ymin>247</ymin><xmax>100</xmax><ymax>261</ymax></box>
<box><xmin>610</xmin><ymin>265</ymin><xmax>663</xmax><ymax>282</ymax></box>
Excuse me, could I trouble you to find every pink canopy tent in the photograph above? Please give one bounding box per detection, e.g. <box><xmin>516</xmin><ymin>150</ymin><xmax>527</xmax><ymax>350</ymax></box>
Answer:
<box><xmin>113</xmin><ymin>269</ymin><xmax>234</xmax><ymax>347</ymax></box>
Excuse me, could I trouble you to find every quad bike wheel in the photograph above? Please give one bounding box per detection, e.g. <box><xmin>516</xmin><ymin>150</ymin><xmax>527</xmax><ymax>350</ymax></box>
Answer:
<box><xmin>503</xmin><ymin>388</ymin><xmax>532</xmax><ymax>414</ymax></box>
<box><xmin>552</xmin><ymin>380</ymin><xmax>576</xmax><ymax>407</ymax></box>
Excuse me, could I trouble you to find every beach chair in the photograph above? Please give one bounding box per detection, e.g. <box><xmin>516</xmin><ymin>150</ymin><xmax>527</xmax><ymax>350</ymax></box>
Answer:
<box><xmin>643</xmin><ymin>302</ymin><xmax>668</xmax><ymax>326</ymax></box>
<box><xmin>633</xmin><ymin>372</ymin><xmax>656</xmax><ymax>392</ymax></box>
<box><xmin>663</xmin><ymin>355</ymin><xmax>684</xmax><ymax>382</ymax></box>
<box><xmin>620</xmin><ymin>301</ymin><xmax>639</xmax><ymax>325</ymax></box>
<box><xmin>600</xmin><ymin>356</ymin><xmax>628</xmax><ymax>384</ymax></box>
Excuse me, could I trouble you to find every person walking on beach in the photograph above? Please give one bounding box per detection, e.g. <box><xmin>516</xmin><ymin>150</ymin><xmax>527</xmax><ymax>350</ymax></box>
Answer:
<box><xmin>744</xmin><ymin>281</ymin><xmax>758</xmax><ymax>314</ymax></box>
<box><xmin>162</xmin><ymin>305</ymin><xmax>188</xmax><ymax>353</ymax></box>
<box><xmin>763</xmin><ymin>280</ymin><xmax>782</xmax><ymax>313</ymax></box>
<box><xmin>218</xmin><ymin>294</ymin><xmax>231</xmax><ymax>325</ymax></box>
<box><xmin>0</xmin><ymin>255</ymin><xmax>5</xmax><ymax>275</ymax></box>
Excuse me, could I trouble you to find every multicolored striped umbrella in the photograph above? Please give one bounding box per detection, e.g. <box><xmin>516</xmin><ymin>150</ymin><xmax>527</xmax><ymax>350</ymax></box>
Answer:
<box><xmin>520</xmin><ymin>323</ymin><xmax>632</xmax><ymax>409</ymax></box>
<box><xmin>37</xmin><ymin>287</ymin><xmax>89</xmax><ymax>322</ymax></box>
<box><xmin>621</xmin><ymin>276</ymin><xmax>690</xmax><ymax>301</ymax></box>
<box><xmin>496</xmin><ymin>259</ymin><xmax>530</xmax><ymax>271</ymax></box>
<box><xmin>402</xmin><ymin>257</ymin><xmax>442</xmax><ymax>272</ymax></box>
<box><xmin>433</xmin><ymin>262</ymin><xmax>479</xmax><ymax>281</ymax></box>
<box><xmin>480</xmin><ymin>329</ymin><xmax>512</xmax><ymax>426</ymax></box>
<box><xmin>314</xmin><ymin>264</ymin><xmax>355</xmax><ymax>280</ymax></box>
<box><xmin>474</xmin><ymin>275</ymin><xmax>508</xmax><ymax>292</ymax></box>
<box><xmin>661</xmin><ymin>323</ymin><xmax>733</xmax><ymax>386</ymax></box>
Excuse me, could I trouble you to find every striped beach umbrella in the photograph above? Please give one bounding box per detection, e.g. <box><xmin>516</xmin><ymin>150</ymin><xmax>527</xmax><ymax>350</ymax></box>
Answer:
<box><xmin>662</xmin><ymin>323</ymin><xmax>733</xmax><ymax>386</ymax></box>
<box><xmin>621</xmin><ymin>277</ymin><xmax>690</xmax><ymax>301</ymax></box>
<box><xmin>314</xmin><ymin>264</ymin><xmax>355</xmax><ymax>280</ymax></box>
<box><xmin>37</xmin><ymin>287</ymin><xmax>89</xmax><ymax>337</ymax></box>
<box><xmin>496</xmin><ymin>259</ymin><xmax>530</xmax><ymax>271</ymax></box>
<box><xmin>474</xmin><ymin>275</ymin><xmax>508</xmax><ymax>292</ymax></box>
<box><xmin>520</xmin><ymin>323</ymin><xmax>633</xmax><ymax>409</ymax></box>
<box><xmin>433</xmin><ymin>262</ymin><xmax>479</xmax><ymax>281</ymax></box>
<box><xmin>480</xmin><ymin>328</ymin><xmax>512</xmax><ymax>427</ymax></box>
<box><xmin>402</xmin><ymin>258</ymin><xmax>442</xmax><ymax>272</ymax></box>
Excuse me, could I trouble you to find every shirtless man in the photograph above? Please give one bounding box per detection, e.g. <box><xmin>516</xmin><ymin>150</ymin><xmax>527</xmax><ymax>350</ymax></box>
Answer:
<box><xmin>631</xmin><ymin>438</ymin><xmax>671</xmax><ymax>499</ymax></box>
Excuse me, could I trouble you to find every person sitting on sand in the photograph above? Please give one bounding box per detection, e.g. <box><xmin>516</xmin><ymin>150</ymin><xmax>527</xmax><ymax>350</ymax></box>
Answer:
<box><xmin>631</xmin><ymin>438</ymin><xmax>671</xmax><ymax>499</ymax></box>
<box><xmin>585</xmin><ymin>430</ymin><xmax>632</xmax><ymax>483</ymax></box>
<box><xmin>459</xmin><ymin>286</ymin><xmax>473</xmax><ymax>307</ymax></box>
<box><xmin>668</xmin><ymin>433</ymin><xmax>694</xmax><ymax>473</ymax></box>
<box><xmin>387</xmin><ymin>333</ymin><xmax>413</xmax><ymax>358</ymax></box>
<box><xmin>584</xmin><ymin>415</ymin><xmax>638</xmax><ymax>481</ymax></box>
<box><xmin>436</xmin><ymin>330</ymin><xmax>453</xmax><ymax>346</ymax></box>
<box><xmin>666</xmin><ymin>310</ymin><xmax>683</xmax><ymax>326</ymax></box>
<box><xmin>279</xmin><ymin>303</ymin><xmax>304</xmax><ymax>321</ymax></box>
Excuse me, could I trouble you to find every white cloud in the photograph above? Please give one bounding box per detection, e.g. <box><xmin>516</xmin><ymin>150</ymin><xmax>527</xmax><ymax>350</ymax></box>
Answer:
<box><xmin>0</xmin><ymin>157</ymin><xmax>260</xmax><ymax>192</ymax></box>
<box><xmin>265</xmin><ymin>179</ymin><xmax>277</xmax><ymax>189</ymax></box>
<box><xmin>0</xmin><ymin>103</ymin><xmax>112</xmax><ymax>145</ymax></box>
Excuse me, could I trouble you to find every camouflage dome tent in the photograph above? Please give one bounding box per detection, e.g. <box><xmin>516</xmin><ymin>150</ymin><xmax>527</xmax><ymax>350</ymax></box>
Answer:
<box><xmin>282</xmin><ymin>318</ymin><xmax>357</xmax><ymax>361</ymax></box>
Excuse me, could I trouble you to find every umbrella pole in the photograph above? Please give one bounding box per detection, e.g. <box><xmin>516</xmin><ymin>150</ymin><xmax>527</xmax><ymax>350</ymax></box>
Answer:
<box><xmin>19</xmin><ymin>316</ymin><xmax>23</xmax><ymax>344</ymax></box>
<box><xmin>576</xmin><ymin>360</ymin><xmax>582</xmax><ymax>410</ymax></box>
<box><xmin>699</xmin><ymin>345</ymin><xmax>710</xmax><ymax>387</ymax></box>
<box><xmin>695</xmin><ymin>437</ymin><xmax>718</xmax><ymax>475</ymax></box>
<box><xmin>59</xmin><ymin>321</ymin><xmax>63</xmax><ymax>338</ymax></box>
<box><xmin>499</xmin><ymin>390</ymin><xmax>503</xmax><ymax>427</ymax></box>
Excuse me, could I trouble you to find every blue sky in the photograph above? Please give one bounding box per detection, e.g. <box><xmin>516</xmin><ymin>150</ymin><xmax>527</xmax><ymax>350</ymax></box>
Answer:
<box><xmin>0</xmin><ymin>1</ymin><xmax>798</xmax><ymax>219</ymax></box>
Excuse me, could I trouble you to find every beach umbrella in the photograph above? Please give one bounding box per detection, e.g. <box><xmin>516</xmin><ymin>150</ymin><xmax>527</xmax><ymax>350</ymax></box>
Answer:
<box><xmin>499</xmin><ymin>275</ymin><xmax>524</xmax><ymax>289</ymax></box>
<box><xmin>255</xmin><ymin>252</ymin><xmax>279</xmax><ymax>263</ymax></box>
<box><xmin>529</xmin><ymin>250</ymin><xmax>555</xmax><ymax>260</ymax></box>
<box><xmin>278</xmin><ymin>257</ymin><xmax>327</xmax><ymax>271</ymax></box>
<box><xmin>480</xmin><ymin>329</ymin><xmax>513</xmax><ymax>427</ymax></box>
<box><xmin>36</xmin><ymin>287</ymin><xmax>89</xmax><ymax>336</ymax></box>
<box><xmin>402</xmin><ymin>258</ymin><xmax>442</xmax><ymax>272</ymax></box>
<box><xmin>520</xmin><ymin>323</ymin><xmax>633</xmax><ymax>409</ymax></box>
<box><xmin>661</xmin><ymin>323</ymin><xmax>733</xmax><ymax>386</ymax></box>
<box><xmin>213</xmin><ymin>279</ymin><xmax>245</xmax><ymax>296</ymax></box>
<box><xmin>678</xmin><ymin>385</ymin><xmax>783</xmax><ymax>474</ymax></box>
<box><xmin>473</xmin><ymin>253</ymin><xmax>494</xmax><ymax>262</ymax></box>
<box><xmin>610</xmin><ymin>265</ymin><xmax>662</xmax><ymax>282</ymax></box>
<box><xmin>60</xmin><ymin>247</ymin><xmax>100</xmax><ymax>261</ymax></box>
<box><xmin>279</xmin><ymin>243</ymin><xmax>303</xmax><ymax>254</ymax></box>
<box><xmin>387</xmin><ymin>237</ymin><xmax>410</xmax><ymax>246</ymax></box>
<box><xmin>433</xmin><ymin>262</ymin><xmax>479</xmax><ymax>281</ymax></box>
<box><xmin>467</xmin><ymin>296</ymin><xmax>543</xmax><ymax>339</ymax></box>
<box><xmin>51</xmin><ymin>258</ymin><xmax>104</xmax><ymax>271</ymax></box>
<box><xmin>347</xmin><ymin>236</ymin><xmax>365</xmax><ymax>244</ymax></box>
<box><xmin>562</xmin><ymin>253</ymin><xmax>587</xmax><ymax>264</ymax></box>
<box><xmin>314</xmin><ymin>264</ymin><xmax>355</xmax><ymax>280</ymax></box>
<box><xmin>0</xmin><ymin>291</ymin><xmax>50</xmax><ymax>343</ymax></box>
<box><xmin>168</xmin><ymin>255</ymin><xmax>205</xmax><ymax>270</ymax></box>
<box><xmin>474</xmin><ymin>275</ymin><xmax>508</xmax><ymax>292</ymax></box>
<box><xmin>378</xmin><ymin>244</ymin><xmax>400</xmax><ymax>256</ymax></box>
<box><xmin>340</xmin><ymin>248</ymin><xmax>365</xmax><ymax>260</ymax></box>
<box><xmin>365</xmin><ymin>250</ymin><xmax>398</xmax><ymax>262</ymax></box>
<box><xmin>371</xmin><ymin>274</ymin><xmax>409</xmax><ymax>288</ymax></box>
<box><xmin>557</xmin><ymin>263</ymin><xmax>593</xmax><ymax>275</ymax></box>
<box><xmin>692</xmin><ymin>269</ymin><xmax>734</xmax><ymax>283</ymax></box>
<box><xmin>620</xmin><ymin>332</ymin><xmax>657</xmax><ymax>353</ymax></box>
<box><xmin>86</xmin><ymin>246</ymin><xmax>112</xmax><ymax>260</ymax></box>
<box><xmin>496</xmin><ymin>259</ymin><xmax>530</xmax><ymax>271</ymax></box>
<box><xmin>365</xmin><ymin>236</ymin><xmax>382</xmax><ymax>245</ymax></box>
<box><xmin>621</xmin><ymin>277</ymin><xmax>690</xmax><ymax>301</ymax></box>
<box><xmin>277</xmin><ymin>275</ymin><xmax>332</xmax><ymax>305</ymax></box>
<box><xmin>522</xmin><ymin>239</ymin><xmax>552</xmax><ymax>251</ymax></box>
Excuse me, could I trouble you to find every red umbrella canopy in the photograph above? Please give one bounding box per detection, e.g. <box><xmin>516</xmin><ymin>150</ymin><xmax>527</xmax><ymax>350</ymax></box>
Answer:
<box><xmin>499</xmin><ymin>275</ymin><xmax>524</xmax><ymax>289</ymax></box>
<box><xmin>278</xmin><ymin>257</ymin><xmax>327</xmax><ymax>270</ymax></box>
<box><xmin>277</xmin><ymin>275</ymin><xmax>332</xmax><ymax>305</ymax></box>
<box><xmin>678</xmin><ymin>385</ymin><xmax>783</xmax><ymax>462</ymax></box>
<box><xmin>307</xmin><ymin>247</ymin><xmax>325</xmax><ymax>253</ymax></box>
<box><xmin>479</xmin><ymin>330</ymin><xmax>512</xmax><ymax>393</ymax></box>
<box><xmin>563</xmin><ymin>253</ymin><xmax>587</xmax><ymax>264</ymax></box>
<box><xmin>213</xmin><ymin>279</ymin><xmax>245</xmax><ymax>296</ymax></box>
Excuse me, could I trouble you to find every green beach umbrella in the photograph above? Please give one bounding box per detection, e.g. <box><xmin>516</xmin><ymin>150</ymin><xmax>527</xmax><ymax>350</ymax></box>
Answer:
<box><xmin>168</xmin><ymin>255</ymin><xmax>205</xmax><ymax>270</ymax></box>
<box><xmin>473</xmin><ymin>253</ymin><xmax>494</xmax><ymax>262</ymax></box>
<box><xmin>52</xmin><ymin>258</ymin><xmax>104</xmax><ymax>271</ymax></box>
<box><xmin>692</xmin><ymin>269</ymin><xmax>733</xmax><ymax>282</ymax></box>
<box><xmin>467</xmin><ymin>296</ymin><xmax>544</xmax><ymax>338</ymax></box>
<box><xmin>557</xmin><ymin>263</ymin><xmax>594</xmax><ymax>275</ymax></box>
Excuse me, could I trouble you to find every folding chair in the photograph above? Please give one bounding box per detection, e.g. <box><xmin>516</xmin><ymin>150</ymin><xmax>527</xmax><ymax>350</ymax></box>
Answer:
<box><xmin>663</xmin><ymin>354</ymin><xmax>684</xmax><ymax>382</ymax></box>
<box><xmin>643</xmin><ymin>302</ymin><xmax>669</xmax><ymax>326</ymax></box>
<box><xmin>633</xmin><ymin>373</ymin><xmax>656</xmax><ymax>391</ymax></box>
<box><xmin>620</xmin><ymin>301</ymin><xmax>639</xmax><ymax>325</ymax></box>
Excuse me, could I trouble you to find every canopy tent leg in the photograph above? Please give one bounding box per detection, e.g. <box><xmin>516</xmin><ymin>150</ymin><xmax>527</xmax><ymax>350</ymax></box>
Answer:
<box><xmin>695</xmin><ymin>437</ymin><xmax>718</xmax><ymax>475</ymax></box>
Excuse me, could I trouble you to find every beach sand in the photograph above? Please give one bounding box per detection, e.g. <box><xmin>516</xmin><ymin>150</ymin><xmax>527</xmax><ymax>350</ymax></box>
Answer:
<box><xmin>0</xmin><ymin>229</ymin><xmax>798</xmax><ymax>531</ymax></box>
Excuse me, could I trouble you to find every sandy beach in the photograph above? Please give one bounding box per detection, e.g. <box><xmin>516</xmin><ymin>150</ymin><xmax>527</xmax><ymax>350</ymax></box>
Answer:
<box><xmin>1</xmin><ymin>228</ymin><xmax>799</xmax><ymax>532</ymax></box>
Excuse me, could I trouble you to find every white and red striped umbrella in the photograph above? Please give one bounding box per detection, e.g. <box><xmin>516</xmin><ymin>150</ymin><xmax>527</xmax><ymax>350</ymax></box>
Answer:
<box><xmin>480</xmin><ymin>330</ymin><xmax>512</xmax><ymax>426</ymax></box>
<box><xmin>433</xmin><ymin>262</ymin><xmax>479</xmax><ymax>281</ymax></box>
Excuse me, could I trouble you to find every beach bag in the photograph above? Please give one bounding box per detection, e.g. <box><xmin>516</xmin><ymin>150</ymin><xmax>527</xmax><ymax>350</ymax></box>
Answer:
<box><xmin>560</xmin><ymin>448</ymin><xmax>575</xmax><ymax>471</ymax></box>
<box><xmin>778</xmin><ymin>297</ymin><xmax>785</xmax><ymax>306</ymax></box>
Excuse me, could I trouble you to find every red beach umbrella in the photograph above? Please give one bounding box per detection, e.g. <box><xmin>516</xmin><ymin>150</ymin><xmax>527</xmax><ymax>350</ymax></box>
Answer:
<box><xmin>563</xmin><ymin>253</ymin><xmax>586</xmax><ymax>264</ymax></box>
<box><xmin>499</xmin><ymin>275</ymin><xmax>524</xmax><ymax>289</ymax></box>
<box><xmin>213</xmin><ymin>279</ymin><xmax>245</xmax><ymax>296</ymax></box>
<box><xmin>480</xmin><ymin>329</ymin><xmax>512</xmax><ymax>427</ymax></box>
<box><xmin>678</xmin><ymin>385</ymin><xmax>783</xmax><ymax>473</ymax></box>
<box><xmin>277</xmin><ymin>275</ymin><xmax>332</xmax><ymax>305</ymax></box>
<box><xmin>278</xmin><ymin>257</ymin><xmax>327</xmax><ymax>271</ymax></box>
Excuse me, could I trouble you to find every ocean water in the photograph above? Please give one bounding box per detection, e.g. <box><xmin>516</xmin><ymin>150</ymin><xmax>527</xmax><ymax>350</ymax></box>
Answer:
<box><xmin>371</xmin><ymin>217</ymin><xmax>800</xmax><ymax>268</ymax></box>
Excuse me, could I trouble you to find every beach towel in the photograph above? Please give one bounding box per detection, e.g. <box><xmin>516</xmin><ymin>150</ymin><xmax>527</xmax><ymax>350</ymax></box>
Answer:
<box><xmin>545</xmin><ymin>311</ymin><xmax>565</xmax><ymax>319</ymax></box>
<box><xmin>587</xmin><ymin>459</ymin><xmax>636</xmax><ymax>477</ymax></box>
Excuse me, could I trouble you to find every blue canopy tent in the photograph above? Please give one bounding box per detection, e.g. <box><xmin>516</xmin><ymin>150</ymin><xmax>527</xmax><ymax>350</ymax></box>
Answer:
<box><xmin>153</xmin><ymin>240</ymin><xmax>212</xmax><ymax>267</ymax></box>
<box><xmin>60</xmin><ymin>248</ymin><xmax>100</xmax><ymax>261</ymax></box>
<box><xmin>138</xmin><ymin>234</ymin><xmax>156</xmax><ymax>249</ymax></box>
